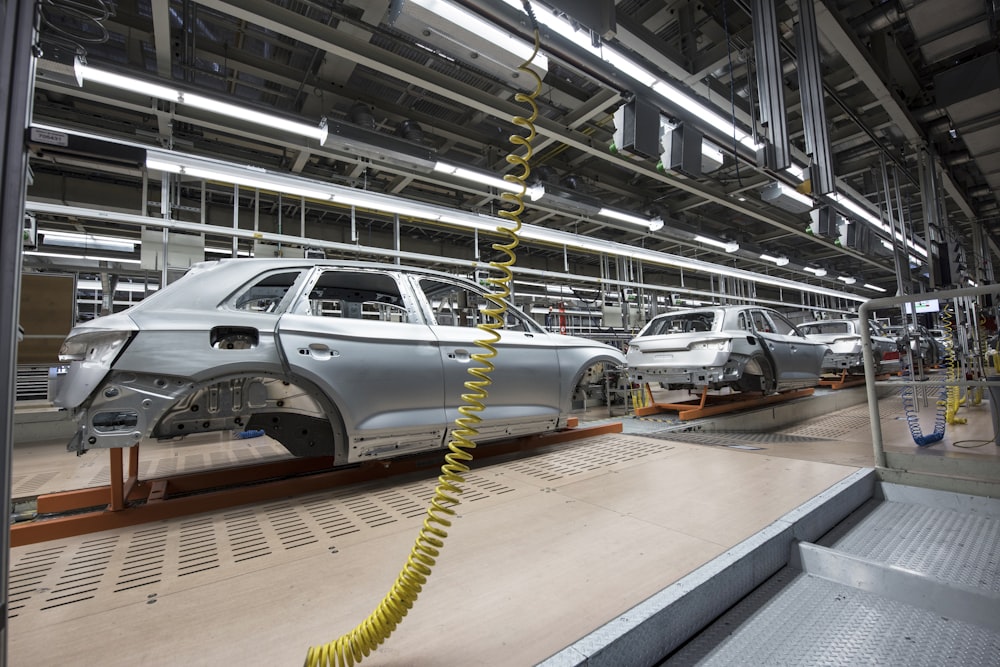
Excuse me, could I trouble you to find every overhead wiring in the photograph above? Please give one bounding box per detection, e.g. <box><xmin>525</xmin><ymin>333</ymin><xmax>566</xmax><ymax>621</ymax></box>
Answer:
<box><xmin>35</xmin><ymin>0</ymin><xmax>112</xmax><ymax>57</ymax></box>
<box><xmin>303</xmin><ymin>3</ymin><xmax>543</xmax><ymax>665</ymax></box>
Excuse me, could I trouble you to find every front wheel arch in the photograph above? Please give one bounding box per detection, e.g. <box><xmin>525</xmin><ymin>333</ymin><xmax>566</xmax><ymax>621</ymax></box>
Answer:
<box><xmin>737</xmin><ymin>353</ymin><xmax>776</xmax><ymax>394</ymax></box>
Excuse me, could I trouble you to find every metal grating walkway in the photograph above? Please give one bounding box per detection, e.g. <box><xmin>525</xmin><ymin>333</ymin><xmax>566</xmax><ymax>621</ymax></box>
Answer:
<box><xmin>662</xmin><ymin>484</ymin><xmax>1000</xmax><ymax>666</ymax></box>
<box><xmin>664</xmin><ymin>569</ymin><xmax>1000</xmax><ymax>666</ymax></box>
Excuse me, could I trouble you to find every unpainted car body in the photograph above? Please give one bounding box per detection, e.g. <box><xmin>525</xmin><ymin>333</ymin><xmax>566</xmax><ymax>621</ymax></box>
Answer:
<box><xmin>49</xmin><ymin>259</ymin><xmax>625</xmax><ymax>464</ymax></box>
<box><xmin>798</xmin><ymin>319</ymin><xmax>902</xmax><ymax>374</ymax></box>
<box><xmin>886</xmin><ymin>323</ymin><xmax>941</xmax><ymax>367</ymax></box>
<box><xmin>626</xmin><ymin>305</ymin><xmax>828</xmax><ymax>394</ymax></box>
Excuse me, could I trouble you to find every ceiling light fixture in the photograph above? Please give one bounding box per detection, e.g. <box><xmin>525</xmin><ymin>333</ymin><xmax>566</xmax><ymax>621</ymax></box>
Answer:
<box><xmin>41</xmin><ymin>229</ymin><xmax>136</xmax><ymax>252</ymax></box>
<box><xmin>131</xmin><ymin>148</ymin><xmax>869</xmax><ymax>303</ymax></box>
<box><xmin>598</xmin><ymin>207</ymin><xmax>654</xmax><ymax>228</ymax></box>
<box><xmin>863</xmin><ymin>283</ymin><xmax>887</xmax><ymax>293</ymax></box>
<box><xmin>760</xmin><ymin>253</ymin><xmax>790</xmax><ymax>266</ymax></box>
<box><xmin>24</xmin><ymin>250</ymin><xmax>142</xmax><ymax>265</ymax></box>
<box><xmin>433</xmin><ymin>161</ymin><xmax>521</xmax><ymax>193</ymax></box>
<box><xmin>78</xmin><ymin>64</ymin><xmax>328</xmax><ymax>143</ymax></box>
<box><xmin>694</xmin><ymin>235</ymin><xmax>739</xmax><ymax>252</ymax></box>
<box><xmin>389</xmin><ymin>0</ymin><xmax>547</xmax><ymax>88</ymax></box>
<box><xmin>803</xmin><ymin>266</ymin><xmax>827</xmax><ymax>277</ymax></box>
<box><xmin>146</xmin><ymin>155</ymin><xmax>334</xmax><ymax>201</ymax></box>
<box><xmin>837</xmin><ymin>275</ymin><xmax>857</xmax><ymax>285</ymax></box>
<box><xmin>648</xmin><ymin>217</ymin><xmax>665</xmax><ymax>232</ymax></box>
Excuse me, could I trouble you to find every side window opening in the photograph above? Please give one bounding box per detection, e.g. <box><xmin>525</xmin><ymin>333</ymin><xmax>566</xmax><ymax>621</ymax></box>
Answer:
<box><xmin>750</xmin><ymin>311</ymin><xmax>772</xmax><ymax>333</ymax></box>
<box><xmin>306</xmin><ymin>270</ymin><xmax>410</xmax><ymax>323</ymax></box>
<box><xmin>418</xmin><ymin>277</ymin><xmax>531</xmax><ymax>331</ymax></box>
<box><xmin>231</xmin><ymin>270</ymin><xmax>304</xmax><ymax>313</ymax></box>
<box><xmin>769</xmin><ymin>313</ymin><xmax>798</xmax><ymax>336</ymax></box>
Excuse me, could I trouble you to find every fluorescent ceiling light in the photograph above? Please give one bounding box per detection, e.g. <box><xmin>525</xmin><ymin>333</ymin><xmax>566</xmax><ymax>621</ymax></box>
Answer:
<box><xmin>760</xmin><ymin>253</ymin><xmax>789</xmax><ymax>266</ymax></box>
<box><xmin>25</xmin><ymin>250</ymin><xmax>142</xmax><ymax>265</ymax></box>
<box><xmin>864</xmin><ymin>283</ymin><xmax>887</xmax><ymax>293</ymax></box>
<box><xmin>497</xmin><ymin>0</ymin><xmax>761</xmax><ymax>152</ymax></box>
<box><xmin>181</xmin><ymin>93</ymin><xmax>327</xmax><ymax>142</ymax></box>
<box><xmin>837</xmin><ymin>276</ymin><xmax>857</xmax><ymax>284</ymax></box>
<box><xmin>335</xmin><ymin>193</ymin><xmax>442</xmax><ymax>221</ymax></box>
<box><xmin>126</xmin><ymin>148</ymin><xmax>870</xmax><ymax>303</ymax></box>
<box><xmin>77</xmin><ymin>279</ymin><xmax>159</xmax><ymax>293</ymax></box>
<box><xmin>78</xmin><ymin>64</ymin><xmax>179</xmax><ymax>100</ymax></box>
<box><xmin>399</xmin><ymin>0</ymin><xmax>547</xmax><ymax>81</ymax></box>
<box><xmin>79</xmin><ymin>65</ymin><xmax>326</xmax><ymax>142</ymax></box>
<box><xmin>433</xmin><ymin>161</ymin><xmax>520</xmax><ymax>193</ymax></box>
<box><xmin>829</xmin><ymin>193</ymin><xmax>927</xmax><ymax>258</ymax></box>
<box><xmin>41</xmin><ymin>230</ymin><xmax>135</xmax><ymax>252</ymax></box>
<box><xmin>803</xmin><ymin>266</ymin><xmax>827</xmax><ymax>277</ymax></box>
<box><xmin>598</xmin><ymin>207</ymin><xmax>651</xmax><ymax>227</ymax></box>
<box><xmin>146</xmin><ymin>156</ymin><xmax>334</xmax><ymax>201</ymax></box>
<box><xmin>694</xmin><ymin>235</ymin><xmax>739</xmax><ymax>253</ymax></box>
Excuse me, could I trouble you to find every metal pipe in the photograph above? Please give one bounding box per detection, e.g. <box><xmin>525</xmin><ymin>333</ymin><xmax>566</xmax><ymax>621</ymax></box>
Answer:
<box><xmin>860</xmin><ymin>283</ymin><xmax>1000</xmax><ymax>469</ymax></box>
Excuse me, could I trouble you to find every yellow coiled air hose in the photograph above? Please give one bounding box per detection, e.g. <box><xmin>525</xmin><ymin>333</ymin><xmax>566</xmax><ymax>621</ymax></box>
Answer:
<box><xmin>942</xmin><ymin>306</ymin><xmax>967</xmax><ymax>424</ymax></box>
<box><xmin>304</xmin><ymin>11</ymin><xmax>542</xmax><ymax>667</ymax></box>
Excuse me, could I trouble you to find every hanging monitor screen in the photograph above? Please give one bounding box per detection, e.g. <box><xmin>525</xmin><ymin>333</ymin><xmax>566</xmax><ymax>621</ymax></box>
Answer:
<box><xmin>904</xmin><ymin>299</ymin><xmax>940</xmax><ymax>314</ymax></box>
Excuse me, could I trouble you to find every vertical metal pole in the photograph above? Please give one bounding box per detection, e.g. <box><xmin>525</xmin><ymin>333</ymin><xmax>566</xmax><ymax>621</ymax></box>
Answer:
<box><xmin>751</xmin><ymin>0</ymin><xmax>790</xmax><ymax>170</ymax></box>
<box><xmin>796</xmin><ymin>0</ymin><xmax>834</xmax><ymax>194</ymax></box>
<box><xmin>1</xmin><ymin>3</ymin><xmax>36</xmax><ymax>664</ymax></box>
<box><xmin>160</xmin><ymin>176</ymin><xmax>170</xmax><ymax>287</ymax></box>
<box><xmin>393</xmin><ymin>213</ymin><xmax>400</xmax><ymax>265</ymax></box>
<box><xmin>231</xmin><ymin>184</ymin><xmax>239</xmax><ymax>258</ymax></box>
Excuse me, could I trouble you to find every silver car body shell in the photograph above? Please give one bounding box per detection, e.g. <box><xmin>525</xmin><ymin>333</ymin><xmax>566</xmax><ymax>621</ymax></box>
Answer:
<box><xmin>49</xmin><ymin>259</ymin><xmax>625</xmax><ymax>464</ymax></box>
<box><xmin>798</xmin><ymin>319</ymin><xmax>901</xmax><ymax>374</ymax></box>
<box><xmin>626</xmin><ymin>305</ymin><xmax>828</xmax><ymax>393</ymax></box>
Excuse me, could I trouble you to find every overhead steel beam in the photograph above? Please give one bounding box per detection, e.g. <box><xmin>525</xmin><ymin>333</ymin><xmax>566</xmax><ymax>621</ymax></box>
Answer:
<box><xmin>195</xmin><ymin>0</ymin><xmax>890</xmax><ymax>274</ymax></box>
<box><xmin>751</xmin><ymin>0</ymin><xmax>791</xmax><ymax>169</ymax></box>
<box><xmin>812</xmin><ymin>0</ymin><xmax>978</xmax><ymax>226</ymax></box>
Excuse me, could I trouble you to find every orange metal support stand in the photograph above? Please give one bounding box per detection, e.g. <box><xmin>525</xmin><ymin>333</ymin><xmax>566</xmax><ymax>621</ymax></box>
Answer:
<box><xmin>633</xmin><ymin>384</ymin><xmax>814</xmax><ymax>420</ymax></box>
<box><xmin>12</xmin><ymin>421</ymin><xmax>622</xmax><ymax>547</ymax></box>
<box><xmin>818</xmin><ymin>370</ymin><xmax>890</xmax><ymax>390</ymax></box>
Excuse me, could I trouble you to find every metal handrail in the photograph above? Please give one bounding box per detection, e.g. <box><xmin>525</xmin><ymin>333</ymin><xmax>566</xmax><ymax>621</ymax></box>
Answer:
<box><xmin>859</xmin><ymin>284</ymin><xmax>1000</xmax><ymax>467</ymax></box>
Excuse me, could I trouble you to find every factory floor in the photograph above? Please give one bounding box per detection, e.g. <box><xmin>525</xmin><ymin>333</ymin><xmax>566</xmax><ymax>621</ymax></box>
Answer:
<box><xmin>6</xmin><ymin>384</ymin><xmax>999</xmax><ymax>666</ymax></box>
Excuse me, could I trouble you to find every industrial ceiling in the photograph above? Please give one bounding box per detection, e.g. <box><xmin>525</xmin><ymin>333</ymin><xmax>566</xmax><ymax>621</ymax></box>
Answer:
<box><xmin>22</xmin><ymin>0</ymin><xmax>1000</xmax><ymax>310</ymax></box>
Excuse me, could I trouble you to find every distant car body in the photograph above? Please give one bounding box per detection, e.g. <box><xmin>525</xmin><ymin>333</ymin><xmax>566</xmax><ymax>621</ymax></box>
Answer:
<box><xmin>886</xmin><ymin>323</ymin><xmax>940</xmax><ymax>367</ymax></box>
<box><xmin>626</xmin><ymin>305</ymin><xmax>828</xmax><ymax>394</ymax></box>
<box><xmin>798</xmin><ymin>319</ymin><xmax>901</xmax><ymax>375</ymax></box>
<box><xmin>49</xmin><ymin>259</ymin><xmax>625</xmax><ymax>464</ymax></box>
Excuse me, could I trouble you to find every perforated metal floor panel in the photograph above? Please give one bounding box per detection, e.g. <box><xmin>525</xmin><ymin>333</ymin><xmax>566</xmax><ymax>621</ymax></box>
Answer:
<box><xmin>7</xmin><ymin>434</ymin><xmax>669</xmax><ymax>622</ymax></box>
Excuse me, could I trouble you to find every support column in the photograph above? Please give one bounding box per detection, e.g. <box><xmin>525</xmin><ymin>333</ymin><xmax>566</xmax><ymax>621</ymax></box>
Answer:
<box><xmin>752</xmin><ymin>0</ymin><xmax>790</xmax><ymax>170</ymax></box>
<box><xmin>1</xmin><ymin>2</ymin><xmax>37</xmax><ymax>665</ymax></box>
<box><xmin>796</xmin><ymin>0</ymin><xmax>834</xmax><ymax>194</ymax></box>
